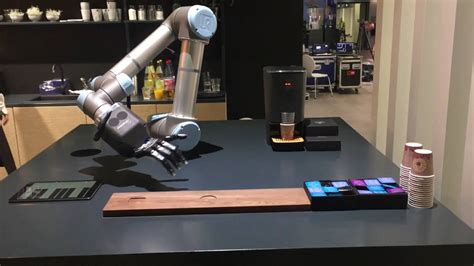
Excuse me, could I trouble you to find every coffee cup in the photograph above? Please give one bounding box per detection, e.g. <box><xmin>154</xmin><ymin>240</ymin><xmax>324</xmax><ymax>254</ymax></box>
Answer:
<box><xmin>91</xmin><ymin>9</ymin><xmax>102</xmax><ymax>21</ymax></box>
<box><xmin>106</xmin><ymin>1</ymin><xmax>117</xmax><ymax>9</ymax></box>
<box><xmin>402</xmin><ymin>142</ymin><xmax>423</xmax><ymax>167</ymax></box>
<box><xmin>280</xmin><ymin>123</ymin><xmax>295</xmax><ymax>140</ymax></box>
<box><xmin>116</xmin><ymin>8</ymin><xmax>122</xmax><ymax>21</ymax></box>
<box><xmin>80</xmin><ymin>2</ymin><xmax>90</xmax><ymax>9</ymax></box>
<box><xmin>81</xmin><ymin>9</ymin><xmax>91</xmax><ymax>21</ymax></box>
<box><xmin>102</xmin><ymin>9</ymin><xmax>109</xmax><ymax>21</ymax></box>
<box><xmin>107</xmin><ymin>9</ymin><xmax>117</xmax><ymax>21</ymax></box>
<box><xmin>411</xmin><ymin>149</ymin><xmax>434</xmax><ymax>176</ymax></box>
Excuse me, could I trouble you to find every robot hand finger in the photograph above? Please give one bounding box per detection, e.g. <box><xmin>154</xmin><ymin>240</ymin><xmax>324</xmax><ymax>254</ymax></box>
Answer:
<box><xmin>155</xmin><ymin>144</ymin><xmax>187</xmax><ymax>168</ymax></box>
<box><xmin>149</xmin><ymin>150</ymin><xmax>177</xmax><ymax>176</ymax></box>
<box><xmin>158</xmin><ymin>140</ymin><xmax>188</xmax><ymax>164</ymax></box>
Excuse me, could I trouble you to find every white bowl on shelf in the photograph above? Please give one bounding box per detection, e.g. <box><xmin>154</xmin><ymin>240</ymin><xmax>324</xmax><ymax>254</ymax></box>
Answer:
<box><xmin>10</xmin><ymin>13</ymin><xmax>24</xmax><ymax>22</ymax></box>
<box><xmin>28</xmin><ymin>13</ymin><xmax>42</xmax><ymax>22</ymax></box>
<box><xmin>46</xmin><ymin>14</ymin><xmax>60</xmax><ymax>22</ymax></box>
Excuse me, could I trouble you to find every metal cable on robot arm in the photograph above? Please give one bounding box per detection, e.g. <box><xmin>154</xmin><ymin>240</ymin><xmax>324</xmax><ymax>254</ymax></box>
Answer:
<box><xmin>75</xmin><ymin>5</ymin><xmax>217</xmax><ymax>175</ymax></box>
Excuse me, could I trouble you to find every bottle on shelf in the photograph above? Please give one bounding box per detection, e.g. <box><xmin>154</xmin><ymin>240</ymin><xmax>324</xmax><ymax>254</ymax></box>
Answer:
<box><xmin>147</xmin><ymin>5</ymin><xmax>156</xmax><ymax>20</ymax></box>
<box><xmin>128</xmin><ymin>5</ymin><xmax>137</xmax><ymax>21</ymax></box>
<box><xmin>156</xmin><ymin>60</ymin><xmax>164</xmax><ymax>79</ymax></box>
<box><xmin>144</xmin><ymin>61</ymin><xmax>156</xmax><ymax>83</ymax></box>
<box><xmin>138</xmin><ymin>5</ymin><xmax>146</xmax><ymax>21</ymax></box>
<box><xmin>155</xmin><ymin>5</ymin><xmax>164</xmax><ymax>20</ymax></box>
<box><xmin>143</xmin><ymin>61</ymin><xmax>155</xmax><ymax>100</ymax></box>
<box><xmin>163</xmin><ymin>59</ymin><xmax>176</xmax><ymax>98</ymax></box>
<box><xmin>154</xmin><ymin>60</ymin><xmax>165</xmax><ymax>100</ymax></box>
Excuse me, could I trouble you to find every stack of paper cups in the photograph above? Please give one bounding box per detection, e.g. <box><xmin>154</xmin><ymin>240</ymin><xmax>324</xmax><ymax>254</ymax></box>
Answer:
<box><xmin>408</xmin><ymin>149</ymin><xmax>435</xmax><ymax>208</ymax></box>
<box><xmin>400</xmin><ymin>142</ymin><xmax>422</xmax><ymax>191</ymax></box>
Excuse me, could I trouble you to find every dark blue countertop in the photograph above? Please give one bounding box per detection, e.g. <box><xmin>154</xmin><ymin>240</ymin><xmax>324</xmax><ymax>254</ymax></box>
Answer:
<box><xmin>0</xmin><ymin>119</ymin><xmax>472</xmax><ymax>265</ymax></box>
<box><xmin>4</xmin><ymin>93</ymin><xmax>225</xmax><ymax>107</ymax></box>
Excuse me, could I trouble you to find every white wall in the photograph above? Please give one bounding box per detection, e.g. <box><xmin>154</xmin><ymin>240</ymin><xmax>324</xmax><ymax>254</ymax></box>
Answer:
<box><xmin>374</xmin><ymin>0</ymin><xmax>474</xmax><ymax>228</ymax></box>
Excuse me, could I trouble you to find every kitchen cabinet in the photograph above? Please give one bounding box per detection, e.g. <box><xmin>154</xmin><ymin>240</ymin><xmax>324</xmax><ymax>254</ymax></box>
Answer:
<box><xmin>194</xmin><ymin>103</ymin><xmax>227</xmax><ymax>120</ymax></box>
<box><xmin>131</xmin><ymin>104</ymin><xmax>157</xmax><ymax>121</ymax></box>
<box><xmin>14</xmin><ymin>106</ymin><xmax>87</xmax><ymax>165</ymax></box>
<box><xmin>134</xmin><ymin>103</ymin><xmax>226</xmax><ymax>121</ymax></box>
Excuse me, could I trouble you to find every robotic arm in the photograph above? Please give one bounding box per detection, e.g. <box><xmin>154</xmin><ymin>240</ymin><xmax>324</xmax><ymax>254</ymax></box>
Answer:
<box><xmin>76</xmin><ymin>6</ymin><xmax>217</xmax><ymax>175</ymax></box>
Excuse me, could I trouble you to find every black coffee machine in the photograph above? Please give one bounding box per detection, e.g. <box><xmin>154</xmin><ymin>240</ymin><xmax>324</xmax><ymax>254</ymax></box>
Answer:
<box><xmin>263</xmin><ymin>66</ymin><xmax>305</xmax><ymax>148</ymax></box>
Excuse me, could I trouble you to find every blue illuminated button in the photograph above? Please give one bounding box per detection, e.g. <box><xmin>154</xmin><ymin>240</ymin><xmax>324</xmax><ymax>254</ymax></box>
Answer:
<box><xmin>323</xmin><ymin>187</ymin><xmax>338</xmax><ymax>193</ymax></box>
<box><xmin>311</xmin><ymin>192</ymin><xmax>327</xmax><ymax>197</ymax></box>
<box><xmin>305</xmin><ymin>181</ymin><xmax>322</xmax><ymax>188</ymax></box>
<box><xmin>367</xmin><ymin>185</ymin><xmax>385</xmax><ymax>191</ymax></box>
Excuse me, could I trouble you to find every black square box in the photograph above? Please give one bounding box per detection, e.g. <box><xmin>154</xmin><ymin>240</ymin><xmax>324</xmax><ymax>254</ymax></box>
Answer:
<box><xmin>304</xmin><ymin>180</ymin><xmax>357</xmax><ymax>211</ymax></box>
<box><xmin>305</xmin><ymin>136</ymin><xmax>341</xmax><ymax>151</ymax></box>
<box><xmin>305</xmin><ymin>118</ymin><xmax>339</xmax><ymax>137</ymax></box>
<box><xmin>350</xmin><ymin>177</ymin><xmax>408</xmax><ymax>210</ymax></box>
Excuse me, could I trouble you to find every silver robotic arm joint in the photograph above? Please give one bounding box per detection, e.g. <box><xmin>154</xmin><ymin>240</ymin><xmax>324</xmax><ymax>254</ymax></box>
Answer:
<box><xmin>76</xmin><ymin>5</ymin><xmax>217</xmax><ymax>174</ymax></box>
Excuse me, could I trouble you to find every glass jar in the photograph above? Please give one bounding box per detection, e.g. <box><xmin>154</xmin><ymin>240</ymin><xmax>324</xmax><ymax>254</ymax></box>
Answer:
<box><xmin>155</xmin><ymin>5</ymin><xmax>164</xmax><ymax>20</ymax></box>
<box><xmin>147</xmin><ymin>5</ymin><xmax>156</xmax><ymax>20</ymax></box>
<box><xmin>128</xmin><ymin>5</ymin><xmax>137</xmax><ymax>21</ymax></box>
<box><xmin>137</xmin><ymin>5</ymin><xmax>146</xmax><ymax>21</ymax></box>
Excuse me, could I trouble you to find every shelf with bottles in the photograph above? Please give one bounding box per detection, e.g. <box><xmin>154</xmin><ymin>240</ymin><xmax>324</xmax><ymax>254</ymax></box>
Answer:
<box><xmin>0</xmin><ymin>21</ymin><xmax>123</xmax><ymax>26</ymax></box>
<box><xmin>123</xmin><ymin>20</ymin><xmax>163</xmax><ymax>24</ymax></box>
<box><xmin>139</xmin><ymin>58</ymin><xmax>175</xmax><ymax>101</ymax></box>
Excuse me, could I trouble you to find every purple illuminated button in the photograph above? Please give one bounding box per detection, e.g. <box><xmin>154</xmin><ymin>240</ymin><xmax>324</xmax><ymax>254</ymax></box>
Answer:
<box><xmin>387</xmin><ymin>187</ymin><xmax>405</xmax><ymax>194</ymax></box>
<box><xmin>332</xmin><ymin>181</ymin><xmax>349</xmax><ymax>188</ymax></box>
<box><xmin>358</xmin><ymin>190</ymin><xmax>373</xmax><ymax>195</ymax></box>
<box><xmin>351</xmin><ymin>179</ymin><xmax>366</xmax><ymax>186</ymax></box>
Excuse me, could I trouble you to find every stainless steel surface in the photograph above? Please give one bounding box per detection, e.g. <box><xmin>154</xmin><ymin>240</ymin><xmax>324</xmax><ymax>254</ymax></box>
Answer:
<box><xmin>171</xmin><ymin>40</ymin><xmax>205</xmax><ymax>118</ymax></box>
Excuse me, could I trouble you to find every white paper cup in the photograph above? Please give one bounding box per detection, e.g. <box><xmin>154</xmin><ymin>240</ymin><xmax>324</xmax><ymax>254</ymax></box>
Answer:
<box><xmin>91</xmin><ymin>9</ymin><xmax>102</xmax><ymax>21</ymax></box>
<box><xmin>102</xmin><ymin>9</ymin><xmax>109</xmax><ymax>21</ymax></box>
<box><xmin>107</xmin><ymin>1</ymin><xmax>117</xmax><ymax>9</ymax></box>
<box><xmin>116</xmin><ymin>8</ymin><xmax>122</xmax><ymax>21</ymax></box>
<box><xmin>80</xmin><ymin>2</ymin><xmax>90</xmax><ymax>9</ymax></box>
<box><xmin>81</xmin><ymin>9</ymin><xmax>91</xmax><ymax>21</ymax></box>
<box><xmin>107</xmin><ymin>9</ymin><xmax>117</xmax><ymax>21</ymax></box>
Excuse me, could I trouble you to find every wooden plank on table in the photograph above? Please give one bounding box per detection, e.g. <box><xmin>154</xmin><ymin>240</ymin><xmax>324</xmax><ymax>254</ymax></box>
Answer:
<box><xmin>103</xmin><ymin>188</ymin><xmax>310</xmax><ymax>217</ymax></box>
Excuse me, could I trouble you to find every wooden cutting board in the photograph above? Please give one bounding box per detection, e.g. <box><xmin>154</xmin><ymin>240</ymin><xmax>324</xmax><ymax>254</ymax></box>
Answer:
<box><xmin>103</xmin><ymin>188</ymin><xmax>311</xmax><ymax>216</ymax></box>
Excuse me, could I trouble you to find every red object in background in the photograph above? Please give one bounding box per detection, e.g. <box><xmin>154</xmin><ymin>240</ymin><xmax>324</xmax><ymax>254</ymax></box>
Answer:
<box><xmin>347</xmin><ymin>70</ymin><xmax>355</xmax><ymax>76</ymax></box>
